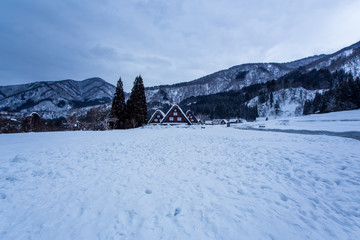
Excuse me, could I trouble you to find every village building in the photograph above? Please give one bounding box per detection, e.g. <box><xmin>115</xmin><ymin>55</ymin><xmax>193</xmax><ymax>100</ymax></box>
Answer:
<box><xmin>228</xmin><ymin>118</ymin><xmax>242</xmax><ymax>124</ymax></box>
<box><xmin>204</xmin><ymin>120</ymin><xmax>213</xmax><ymax>125</ymax></box>
<box><xmin>212</xmin><ymin>119</ymin><xmax>228</xmax><ymax>125</ymax></box>
<box><xmin>148</xmin><ymin>109</ymin><xmax>165</xmax><ymax>124</ymax></box>
<box><xmin>256</xmin><ymin>117</ymin><xmax>268</xmax><ymax>122</ymax></box>
<box><xmin>220</xmin><ymin>119</ymin><xmax>228</xmax><ymax>125</ymax></box>
<box><xmin>186</xmin><ymin>110</ymin><xmax>199</xmax><ymax>124</ymax></box>
<box><xmin>161</xmin><ymin>104</ymin><xmax>191</xmax><ymax>125</ymax></box>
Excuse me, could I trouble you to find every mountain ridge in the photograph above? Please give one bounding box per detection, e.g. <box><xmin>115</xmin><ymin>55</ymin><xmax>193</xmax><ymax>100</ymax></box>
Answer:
<box><xmin>145</xmin><ymin>41</ymin><xmax>360</xmax><ymax>106</ymax></box>
<box><xmin>1</xmin><ymin>40</ymin><xmax>360</xmax><ymax>119</ymax></box>
<box><xmin>0</xmin><ymin>77</ymin><xmax>115</xmax><ymax>118</ymax></box>
<box><xmin>144</xmin><ymin>41</ymin><xmax>360</xmax><ymax>116</ymax></box>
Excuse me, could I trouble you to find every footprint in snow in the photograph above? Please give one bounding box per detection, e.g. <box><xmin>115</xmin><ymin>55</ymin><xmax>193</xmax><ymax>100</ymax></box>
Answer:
<box><xmin>279</xmin><ymin>193</ymin><xmax>289</xmax><ymax>202</ymax></box>
<box><xmin>0</xmin><ymin>193</ymin><xmax>7</xmax><ymax>199</ymax></box>
<box><xmin>11</xmin><ymin>155</ymin><xmax>27</xmax><ymax>163</ymax></box>
<box><xmin>145</xmin><ymin>189</ymin><xmax>152</xmax><ymax>194</ymax></box>
<box><xmin>174</xmin><ymin>208</ymin><xmax>181</xmax><ymax>216</ymax></box>
<box><xmin>5</xmin><ymin>176</ymin><xmax>16</xmax><ymax>182</ymax></box>
<box><xmin>237</xmin><ymin>189</ymin><xmax>245</xmax><ymax>195</ymax></box>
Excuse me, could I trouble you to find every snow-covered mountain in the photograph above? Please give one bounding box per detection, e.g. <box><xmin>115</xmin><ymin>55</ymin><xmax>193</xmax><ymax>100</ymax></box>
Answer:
<box><xmin>146</xmin><ymin>41</ymin><xmax>360</xmax><ymax>106</ymax></box>
<box><xmin>305</xmin><ymin>41</ymin><xmax>360</xmax><ymax>77</ymax></box>
<box><xmin>245</xmin><ymin>41</ymin><xmax>360</xmax><ymax>118</ymax></box>
<box><xmin>0</xmin><ymin>78</ymin><xmax>115</xmax><ymax>118</ymax></box>
<box><xmin>1</xmin><ymin>41</ymin><xmax>359</xmax><ymax>120</ymax></box>
<box><xmin>146</xmin><ymin>61</ymin><xmax>310</xmax><ymax>105</ymax></box>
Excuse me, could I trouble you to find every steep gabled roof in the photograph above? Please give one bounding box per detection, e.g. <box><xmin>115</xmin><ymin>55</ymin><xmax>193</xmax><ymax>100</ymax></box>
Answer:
<box><xmin>161</xmin><ymin>104</ymin><xmax>191</xmax><ymax>125</ymax></box>
<box><xmin>186</xmin><ymin>110</ymin><xmax>198</xmax><ymax>123</ymax></box>
<box><xmin>148</xmin><ymin>109</ymin><xmax>165</xmax><ymax>124</ymax></box>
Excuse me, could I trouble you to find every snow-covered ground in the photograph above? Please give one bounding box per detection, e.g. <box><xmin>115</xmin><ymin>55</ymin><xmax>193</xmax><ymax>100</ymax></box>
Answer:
<box><xmin>1</xmin><ymin>120</ymin><xmax>360</xmax><ymax>239</ymax></box>
<box><xmin>243</xmin><ymin>109</ymin><xmax>360</xmax><ymax>132</ymax></box>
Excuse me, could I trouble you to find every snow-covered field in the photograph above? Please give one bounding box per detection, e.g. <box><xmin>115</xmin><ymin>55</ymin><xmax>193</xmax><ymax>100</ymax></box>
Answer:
<box><xmin>244</xmin><ymin>109</ymin><xmax>360</xmax><ymax>133</ymax></box>
<box><xmin>1</xmin><ymin>113</ymin><xmax>360</xmax><ymax>239</ymax></box>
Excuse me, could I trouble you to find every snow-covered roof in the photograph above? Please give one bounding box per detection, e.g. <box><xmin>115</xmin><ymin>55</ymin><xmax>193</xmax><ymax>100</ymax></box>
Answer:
<box><xmin>256</xmin><ymin>117</ymin><xmax>267</xmax><ymax>122</ymax></box>
<box><xmin>185</xmin><ymin>109</ymin><xmax>198</xmax><ymax>122</ymax></box>
<box><xmin>29</xmin><ymin>112</ymin><xmax>40</xmax><ymax>117</ymax></box>
<box><xmin>161</xmin><ymin>104</ymin><xmax>191</xmax><ymax>125</ymax></box>
<box><xmin>148</xmin><ymin>109</ymin><xmax>166</xmax><ymax>124</ymax></box>
<box><xmin>158</xmin><ymin>110</ymin><xmax>165</xmax><ymax>116</ymax></box>
<box><xmin>211</xmin><ymin>119</ymin><xmax>228</xmax><ymax>125</ymax></box>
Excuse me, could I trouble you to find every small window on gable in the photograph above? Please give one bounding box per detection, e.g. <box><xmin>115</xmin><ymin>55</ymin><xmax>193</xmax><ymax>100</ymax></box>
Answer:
<box><xmin>169</xmin><ymin>117</ymin><xmax>174</xmax><ymax>121</ymax></box>
<box><xmin>177</xmin><ymin>117</ymin><xmax>182</xmax><ymax>121</ymax></box>
<box><xmin>157</xmin><ymin>114</ymin><xmax>161</xmax><ymax>118</ymax></box>
<box><xmin>154</xmin><ymin>118</ymin><xmax>158</xmax><ymax>122</ymax></box>
<box><xmin>173</xmin><ymin>112</ymin><xmax>178</xmax><ymax>116</ymax></box>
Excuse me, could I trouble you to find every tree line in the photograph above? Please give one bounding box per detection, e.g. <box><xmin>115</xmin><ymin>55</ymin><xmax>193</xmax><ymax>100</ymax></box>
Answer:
<box><xmin>303</xmin><ymin>73</ymin><xmax>360</xmax><ymax>115</ymax></box>
<box><xmin>0</xmin><ymin>106</ymin><xmax>111</xmax><ymax>134</ymax></box>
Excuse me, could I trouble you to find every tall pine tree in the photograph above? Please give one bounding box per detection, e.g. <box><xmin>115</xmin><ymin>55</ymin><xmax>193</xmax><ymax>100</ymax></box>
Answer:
<box><xmin>110</xmin><ymin>77</ymin><xmax>126</xmax><ymax>129</ymax></box>
<box><xmin>126</xmin><ymin>75</ymin><xmax>147</xmax><ymax>128</ymax></box>
<box><xmin>270</xmin><ymin>92</ymin><xmax>274</xmax><ymax>108</ymax></box>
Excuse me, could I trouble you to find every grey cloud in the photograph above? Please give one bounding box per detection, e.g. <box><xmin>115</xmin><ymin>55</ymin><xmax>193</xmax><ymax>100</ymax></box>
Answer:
<box><xmin>1</xmin><ymin>0</ymin><xmax>360</xmax><ymax>91</ymax></box>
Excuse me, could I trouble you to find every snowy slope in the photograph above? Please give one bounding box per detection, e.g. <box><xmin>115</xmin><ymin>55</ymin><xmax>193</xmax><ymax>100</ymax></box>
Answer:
<box><xmin>146</xmin><ymin>62</ymin><xmax>305</xmax><ymax>104</ymax></box>
<box><xmin>1</xmin><ymin>126</ymin><xmax>359</xmax><ymax>239</ymax></box>
<box><xmin>306</xmin><ymin>41</ymin><xmax>360</xmax><ymax>79</ymax></box>
<box><xmin>247</xmin><ymin>87</ymin><xmax>326</xmax><ymax>117</ymax></box>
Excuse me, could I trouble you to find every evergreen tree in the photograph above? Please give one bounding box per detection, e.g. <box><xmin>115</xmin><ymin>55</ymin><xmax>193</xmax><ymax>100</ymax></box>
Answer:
<box><xmin>303</xmin><ymin>100</ymin><xmax>312</xmax><ymax>115</ymax></box>
<box><xmin>274</xmin><ymin>100</ymin><xmax>280</xmax><ymax>115</ymax></box>
<box><xmin>302</xmin><ymin>73</ymin><xmax>360</xmax><ymax>115</ymax></box>
<box><xmin>110</xmin><ymin>77</ymin><xmax>126</xmax><ymax>129</ymax></box>
<box><xmin>126</xmin><ymin>75</ymin><xmax>147</xmax><ymax>128</ymax></box>
<box><xmin>270</xmin><ymin>92</ymin><xmax>274</xmax><ymax>108</ymax></box>
<box><xmin>355</xmin><ymin>77</ymin><xmax>360</xmax><ymax>106</ymax></box>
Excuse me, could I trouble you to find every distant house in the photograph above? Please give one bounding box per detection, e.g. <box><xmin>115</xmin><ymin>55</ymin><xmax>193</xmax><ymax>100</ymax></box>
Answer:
<box><xmin>212</xmin><ymin>119</ymin><xmax>228</xmax><ymax>125</ymax></box>
<box><xmin>148</xmin><ymin>109</ymin><xmax>165</xmax><ymax>124</ymax></box>
<box><xmin>220</xmin><ymin>119</ymin><xmax>228</xmax><ymax>125</ymax></box>
<box><xmin>186</xmin><ymin>110</ymin><xmax>198</xmax><ymax>124</ymax></box>
<box><xmin>161</xmin><ymin>104</ymin><xmax>191</xmax><ymax>125</ymax></box>
<box><xmin>239</xmin><ymin>118</ymin><xmax>247</xmax><ymax>123</ymax></box>
<box><xmin>256</xmin><ymin>117</ymin><xmax>267</xmax><ymax>122</ymax></box>
<box><xmin>204</xmin><ymin>120</ymin><xmax>213</xmax><ymax>125</ymax></box>
<box><xmin>228</xmin><ymin>118</ymin><xmax>241</xmax><ymax>124</ymax></box>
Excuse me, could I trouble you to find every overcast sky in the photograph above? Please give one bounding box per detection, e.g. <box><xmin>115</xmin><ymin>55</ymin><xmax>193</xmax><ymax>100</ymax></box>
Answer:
<box><xmin>1</xmin><ymin>0</ymin><xmax>360</xmax><ymax>91</ymax></box>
